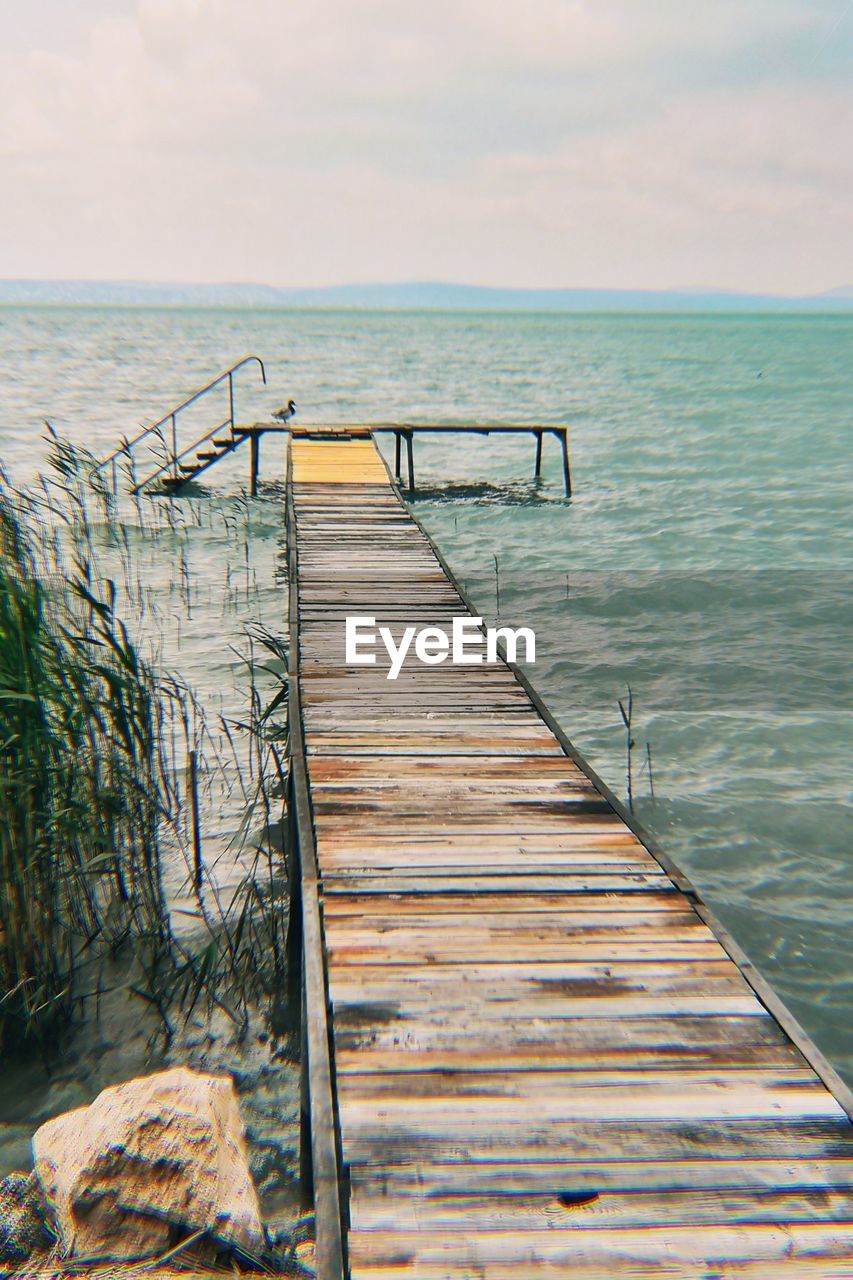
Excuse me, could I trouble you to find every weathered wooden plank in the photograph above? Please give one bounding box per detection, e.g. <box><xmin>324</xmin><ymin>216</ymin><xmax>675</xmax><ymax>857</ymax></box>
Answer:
<box><xmin>348</xmin><ymin>1157</ymin><xmax>853</xmax><ymax>1196</ymax></box>
<box><xmin>337</xmin><ymin>1061</ymin><xmax>845</xmax><ymax>1117</ymax></box>
<box><xmin>338</xmin><ymin>1067</ymin><xmax>822</xmax><ymax>1100</ymax></box>
<box><xmin>323</xmin><ymin>893</ymin><xmax>685</xmax><ymax>915</ymax></box>
<box><xmin>324</xmin><ymin>915</ymin><xmax>705</xmax><ymax>944</ymax></box>
<box><xmin>347</xmin><ymin>1225</ymin><xmax>853</xmax><ymax>1277</ymax></box>
<box><xmin>308</xmin><ymin>751</ymin><xmax>591</xmax><ymax>768</ymax></box>
<box><xmin>319</xmin><ymin>859</ymin><xmax>663</xmax><ymax>878</ymax></box>
<box><xmin>302</xmin><ymin>710</ymin><xmax>548</xmax><ymax>724</ymax></box>
<box><xmin>350</xmin><ymin>1186</ymin><xmax>853</xmax><ymax>1231</ymax></box>
<box><xmin>346</xmin><ymin>1220</ymin><xmax>853</xmax><ymax>1261</ymax></box>
<box><xmin>322</xmin><ymin>871</ymin><xmax>672</xmax><ymax>892</ymax></box>
<box><xmin>341</xmin><ymin>1117</ymin><xmax>853</xmax><ymax>1164</ymax></box>
<box><xmin>325</xmin><ymin>907</ymin><xmax>696</xmax><ymax>929</ymax></box>
<box><xmin>322</xmin><ymin>869</ymin><xmax>673</xmax><ymax>889</ymax></box>
<box><xmin>327</xmin><ymin>958</ymin><xmax>752</xmax><ymax>994</ymax></box>
<box><xmin>320</xmin><ymin>874</ymin><xmax>674</xmax><ymax>897</ymax></box>
<box><xmin>307</xmin><ymin>738</ymin><xmax>565</xmax><ymax>755</ymax></box>
<box><xmin>312</xmin><ymin>813</ymin><xmax>631</xmax><ymax>830</ymax></box>
<box><xmin>329</xmin><ymin>978</ymin><xmax>754</xmax><ymax>1009</ymax></box>
<box><xmin>349</xmin><ymin>1262</ymin><xmax>853</xmax><ymax>1280</ymax></box>
<box><xmin>312</xmin><ymin>817</ymin><xmax>632</xmax><ymax>834</ymax></box>
<box><xmin>309</xmin><ymin>776</ymin><xmax>623</xmax><ymax>799</ymax></box>
<box><xmin>334</xmin><ymin>1011</ymin><xmax>792</xmax><ymax>1055</ymax></box>
<box><xmin>332</xmin><ymin>996</ymin><xmax>766</xmax><ymax>1026</ymax></box>
<box><xmin>306</xmin><ymin>725</ymin><xmax>556</xmax><ymax>736</ymax></box>
<box><xmin>338</xmin><ymin>1090</ymin><xmax>845</xmax><ymax>1131</ymax></box>
<box><xmin>308</xmin><ymin>757</ymin><xmax>596</xmax><ymax>780</ymax></box>
<box><xmin>335</xmin><ymin>1040</ymin><xmax>808</xmax><ymax>1074</ymax></box>
<box><xmin>316</xmin><ymin>831</ymin><xmax>649</xmax><ymax>853</ymax></box>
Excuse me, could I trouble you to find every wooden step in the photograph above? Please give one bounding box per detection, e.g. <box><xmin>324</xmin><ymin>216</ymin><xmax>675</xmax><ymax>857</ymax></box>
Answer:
<box><xmin>213</xmin><ymin>437</ymin><xmax>235</xmax><ymax>448</ymax></box>
<box><xmin>178</xmin><ymin>464</ymin><xmax>198</xmax><ymax>474</ymax></box>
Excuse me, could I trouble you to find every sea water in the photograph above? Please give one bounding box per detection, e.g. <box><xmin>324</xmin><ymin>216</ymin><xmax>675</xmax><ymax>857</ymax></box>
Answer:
<box><xmin>0</xmin><ymin>305</ymin><xmax>850</xmax><ymax>1095</ymax></box>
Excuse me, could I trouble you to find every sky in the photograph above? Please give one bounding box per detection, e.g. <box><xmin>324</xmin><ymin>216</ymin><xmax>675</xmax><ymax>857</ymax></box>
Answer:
<box><xmin>0</xmin><ymin>0</ymin><xmax>851</xmax><ymax>293</ymax></box>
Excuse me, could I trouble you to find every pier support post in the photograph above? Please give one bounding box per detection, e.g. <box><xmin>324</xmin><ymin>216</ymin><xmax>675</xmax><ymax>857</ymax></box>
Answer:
<box><xmin>250</xmin><ymin>432</ymin><xmax>260</xmax><ymax>497</ymax></box>
<box><xmin>394</xmin><ymin>431</ymin><xmax>402</xmax><ymax>482</ymax></box>
<box><xmin>559</xmin><ymin>429</ymin><xmax>572</xmax><ymax>497</ymax></box>
<box><xmin>405</xmin><ymin>430</ymin><xmax>415</xmax><ymax>497</ymax></box>
<box><xmin>534</xmin><ymin>431</ymin><xmax>543</xmax><ymax>480</ymax></box>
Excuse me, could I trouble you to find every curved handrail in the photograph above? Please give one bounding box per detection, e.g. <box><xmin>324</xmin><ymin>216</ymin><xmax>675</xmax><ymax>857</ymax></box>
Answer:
<box><xmin>91</xmin><ymin>355</ymin><xmax>267</xmax><ymax>477</ymax></box>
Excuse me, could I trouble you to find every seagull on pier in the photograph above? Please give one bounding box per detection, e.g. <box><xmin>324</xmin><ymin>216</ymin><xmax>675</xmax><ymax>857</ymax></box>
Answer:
<box><xmin>273</xmin><ymin>400</ymin><xmax>297</xmax><ymax>423</ymax></box>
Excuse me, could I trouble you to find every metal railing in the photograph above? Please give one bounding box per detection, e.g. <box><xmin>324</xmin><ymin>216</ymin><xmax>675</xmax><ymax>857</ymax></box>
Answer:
<box><xmin>90</xmin><ymin>355</ymin><xmax>267</xmax><ymax>489</ymax></box>
<box><xmin>131</xmin><ymin>417</ymin><xmax>232</xmax><ymax>493</ymax></box>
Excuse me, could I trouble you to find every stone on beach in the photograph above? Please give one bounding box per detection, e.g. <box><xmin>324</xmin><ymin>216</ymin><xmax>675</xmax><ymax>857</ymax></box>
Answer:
<box><xmin>32</xmin><ymin>1067</ymin><xmax>263</xmax><ymax>1262</ymax></box>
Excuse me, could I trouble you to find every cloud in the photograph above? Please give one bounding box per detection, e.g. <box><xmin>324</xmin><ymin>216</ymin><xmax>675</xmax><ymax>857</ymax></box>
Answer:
<box><xmin>0</xmin><ymin>6</ymin><xmax>256</xmax><ymax>157</ymax></box>
<box><xmin>0</xmin><ymin>0</ymin><xmax>850</xmax><ymax>290</ymax></box>
<box><xmin>451</xmin><ymin>0</ymin><xmax>819</xmax><ymax>72</ymax></box>
<box><xmin>463</xmin><ymin>85</ymin><xmax>852</xmax><ymax>288</ymax></box>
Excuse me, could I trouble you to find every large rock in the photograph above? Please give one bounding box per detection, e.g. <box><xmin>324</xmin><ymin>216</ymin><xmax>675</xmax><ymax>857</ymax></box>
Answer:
<box><xmin>32</xmin><ymin>1068</ymin><xmax>263</xmax><ymax>1262</ymax></box>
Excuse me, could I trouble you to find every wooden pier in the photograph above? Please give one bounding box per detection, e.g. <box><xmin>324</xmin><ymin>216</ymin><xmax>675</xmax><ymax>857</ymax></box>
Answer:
<box><xmin>285</xmin><ymin>435</ymin><xmax>853</xmax><ymax>1279</ymax></box>
<box><xmin>286</xmin><ymin>422</ymin><xmax>572</xmax><ymax>497</ymax></box>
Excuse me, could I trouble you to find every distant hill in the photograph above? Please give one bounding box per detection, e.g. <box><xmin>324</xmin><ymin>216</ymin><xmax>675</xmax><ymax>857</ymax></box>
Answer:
<box><xmin>1</xmin><ymin>279</ymin><xmax>851</xmax><ymax>312</ymax></box>
<box><xmin>0</xmin><ymin>279</ymin><xmax>286</xmax><ymax>307</ymax></box>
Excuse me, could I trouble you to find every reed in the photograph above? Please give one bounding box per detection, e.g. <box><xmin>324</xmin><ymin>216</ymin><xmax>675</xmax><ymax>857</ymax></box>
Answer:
<box><xmin>1</xmin><ymin>432</ymin><xmax>292</xmax><ymax>1054</ymax></box>
<box><xmin>0</xmin><ymin>474</ymin><xmax>170</xmax><ymax>1055</ymax></box>
<box><xmin>617</xmin><ymin>686</ymin><xmax>635</xmax><ymax>812</ymax></box>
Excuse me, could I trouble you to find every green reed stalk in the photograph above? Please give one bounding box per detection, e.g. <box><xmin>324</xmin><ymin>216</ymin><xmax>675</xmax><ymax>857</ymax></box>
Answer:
<box><xmin>0</xmin><ymin>480</ymin><xmax>170</xmax><ymax>1055</ymax></box>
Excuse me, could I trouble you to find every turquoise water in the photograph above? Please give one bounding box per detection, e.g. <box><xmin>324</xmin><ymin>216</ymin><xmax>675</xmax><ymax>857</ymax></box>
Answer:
<box><xmin>0</xmin><ymin>306</ymin><xmax>851</xmax><ymax>1087</ymax></box>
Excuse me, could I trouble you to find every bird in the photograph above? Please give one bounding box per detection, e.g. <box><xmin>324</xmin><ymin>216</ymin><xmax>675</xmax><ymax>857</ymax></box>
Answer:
<box><xmin>273</xmin><ymin>400</ymin><xmax>296</xmax><ymax>423</ymax></box>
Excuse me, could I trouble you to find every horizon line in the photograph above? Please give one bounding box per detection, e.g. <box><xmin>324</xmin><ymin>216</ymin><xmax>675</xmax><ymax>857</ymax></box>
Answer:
<box><xmin>0</xmin><ymin>276</ymin><xmax>851</xmax><ymax>300</ymax></box>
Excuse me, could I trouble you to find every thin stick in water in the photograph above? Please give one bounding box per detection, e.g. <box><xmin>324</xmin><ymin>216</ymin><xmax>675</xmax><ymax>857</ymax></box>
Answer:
<box><xmin>188</xmin><ymin>748</ymin><xmax>203</xmax><ymax>893</ymax></box>
<box><xmin>646</xmin><ymin>741</ymin><xmax>655</xmax><ymax>801</ymax></box>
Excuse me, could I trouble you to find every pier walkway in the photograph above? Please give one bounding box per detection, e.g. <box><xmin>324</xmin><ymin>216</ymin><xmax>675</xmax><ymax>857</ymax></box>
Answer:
<box><xmin>285</xmin><ymin>435</ymin><xmax>853</xmax><ymax>1279</ymax></box>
